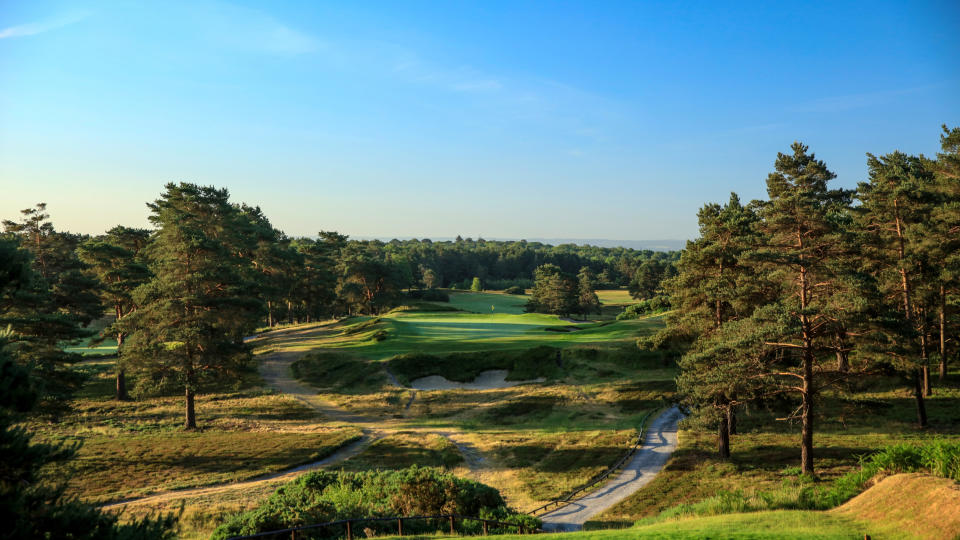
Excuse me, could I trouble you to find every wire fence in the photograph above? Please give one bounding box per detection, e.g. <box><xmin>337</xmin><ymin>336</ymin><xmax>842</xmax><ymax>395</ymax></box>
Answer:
<box><xmin>526</xmin><ymin>409</ymin><xmax>657</xmax><ymax>517</ymax></box>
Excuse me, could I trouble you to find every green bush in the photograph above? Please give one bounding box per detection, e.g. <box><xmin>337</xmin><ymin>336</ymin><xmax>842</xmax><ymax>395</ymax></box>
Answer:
<box><xmin>291</xmin><ymin>351</ymin><xmax>385</xmax><ymax>392</ymax></box>
<box><xmin>210</xmin><ymin>467</ymin><xmax>537</xmax><ymax>539</ymax></box>
<box><xmin>504</xmin><ymin>286</ymin><xmax>526</xmax><ymax>295</ymax></box>
<box><xmin>616</xmin><ymin>296</ymin><xmax>671</xmax><ymax>320</ymax></box>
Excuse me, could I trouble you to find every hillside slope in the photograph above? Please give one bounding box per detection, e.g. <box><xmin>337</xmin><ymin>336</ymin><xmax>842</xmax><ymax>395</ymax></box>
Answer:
<box><xmin>832</xmin><ymin>473</ymin><xmax>960</xmax><ymax>540</ymax></box>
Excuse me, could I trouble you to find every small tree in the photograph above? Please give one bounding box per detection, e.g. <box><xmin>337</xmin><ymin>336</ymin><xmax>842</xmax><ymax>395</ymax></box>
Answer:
<box><xmin>527</xmin><ymin>264</ymin><xmax>578</xmax><ymax>317</ymax></box>
<box><xmin>576</xmin><ymin>267</ymin><xmax>601</xmax><ymax>318</ymax></box>
<box><xmin>470</xmin><ymin>276</ymin><xmax>483</xmax><ymax>292</ymax></box>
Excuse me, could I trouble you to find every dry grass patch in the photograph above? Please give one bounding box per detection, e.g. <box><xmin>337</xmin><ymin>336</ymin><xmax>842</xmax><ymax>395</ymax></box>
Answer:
<box><xmin>47</xmin><ymin>427</ymin><xmax>361</xmax><ymax>504</ymax></box>
<box><xmin>338</xmin><ymin>431</ymin><xmax>464</xmax><ymax>471</ymax></box>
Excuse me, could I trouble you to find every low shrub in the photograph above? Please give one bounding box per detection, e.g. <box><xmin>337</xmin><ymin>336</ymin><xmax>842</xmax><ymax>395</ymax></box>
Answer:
<box><xmin>210</xmin><ymin>467</ymin><xmax>538</xmax><ymax>539</ymax></box>
<box><xmin>504</xmin><ymin>286</ymin><xmax>526</xmax><ymax>295</ymax></box>
<box><xmin>291</xmin><ymin>351</ymin><xmax>385</xmax><ymax>392</ymax></box>
<box><xmin>616</xmin><ymin>296</ymin><xmax>671</xmax><ymax>320</ymax></box>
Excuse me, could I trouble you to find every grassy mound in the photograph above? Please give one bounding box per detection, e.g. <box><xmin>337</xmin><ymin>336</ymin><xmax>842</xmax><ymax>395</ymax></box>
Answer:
<box><xmin>210</xmin><ymin>466</ymin><xmax>538</xmax><ymax>539</ymax></box>
<box><xmin>387</xmin><ymin>346</ymin><xmax>561</xmax><ymax>385</ymax></box>
<box><xmin>833</xmin><ymin>473</ymin><xmax>960</xmax><ymax>540</ymax></box>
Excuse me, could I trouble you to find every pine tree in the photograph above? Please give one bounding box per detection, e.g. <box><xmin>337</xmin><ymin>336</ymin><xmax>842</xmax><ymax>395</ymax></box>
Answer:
<box><xmin>527</xmin><ymin>264</ymin><xmax>577</xmax><ymax>317</ymax></box>
<box><xmin>856</xmin><ymin>150</ymin><xmax>938</xmax><ymax>423</ymax></box>
<box><xmin>77</xmin><ymin>226</ymin><xmax>151</xmax><ymax>400</ymax></box>
<box><xmin>576</xmin><ymin>267</ymin><xmax>601</xmax><ymax>318</ymax></box>
<box><xmin>470</xmin><ymin>276</ymin><xmax>483</xmax><ymax>292</ymax></box>
<box><xmin>668</xmin><ymin>193</ymin><xmax>767</xmax><ymax>458</ymax></box>
<box><xmin>751</xmin><ymin>142</ymin><xmax>853</xmax><ymax>474</ymax></box>
<box><xmin>117</xmin><ymin>183</ymin><xmax>263</xmax><ymax>429</ymax></box>
<box><xmin>927</xmin><ymin>126</ymin><xmax>960</xmax><ymax>381</ymax></box>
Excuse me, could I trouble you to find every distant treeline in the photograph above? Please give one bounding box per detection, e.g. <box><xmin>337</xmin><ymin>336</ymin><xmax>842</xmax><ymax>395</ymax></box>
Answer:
<box><xmin>333</xmin><ymin>236</ymin><xmax>678</xmax><ymax>291</ymax></box>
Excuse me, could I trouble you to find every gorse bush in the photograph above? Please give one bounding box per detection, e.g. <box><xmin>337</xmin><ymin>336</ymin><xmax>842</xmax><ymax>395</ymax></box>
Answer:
<box><xmin>616</xmin><ymin>296</ymin><xmax>671</xmax><ymax>320</ymax></box>
<box><xmin>209</xmin><ymin>467</ymin><xmax>538</xmax><ymax>539</ymax></box>
<box><xmin>638</xmin><ymin>441</ymin><xmax>960</xmax><ymax>525</ymax></box>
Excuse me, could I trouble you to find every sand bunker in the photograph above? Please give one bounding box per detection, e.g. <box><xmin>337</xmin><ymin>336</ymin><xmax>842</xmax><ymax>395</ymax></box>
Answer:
<box><xmin>410</xmin><ymin>369</ymin><xmax>545</xmax><ymax>391</ymax></box>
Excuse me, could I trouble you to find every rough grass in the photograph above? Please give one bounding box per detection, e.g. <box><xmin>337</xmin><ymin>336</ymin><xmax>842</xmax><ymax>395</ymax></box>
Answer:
<box><xmin>339</xmin><ymin>432</ymin><xmax>464</xmax><ymax>471</ymax></box>
<box><xmin>31</xmin><ymin>357</ymin><xmax>361</xmax><ymax>504</ymax></box>
<box><xmin>49</xmin><ymin>428</ymin><xmax>361</xmax><ymax>504</ymax></box>
<box><xmin>589</xmin><ymin>371</ymin><xmax>960</xmax><ymax>530</ymax></box>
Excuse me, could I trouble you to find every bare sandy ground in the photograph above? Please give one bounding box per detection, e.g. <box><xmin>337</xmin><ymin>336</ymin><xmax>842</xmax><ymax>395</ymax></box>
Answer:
<box><xmin>409</xmin><ymin>369</ymin><xmax>545</xmax><ymax>391</ymax></box>
<box><xmin>539</xmin><ymin>407</ymin><xmax>684</xmax><ymax>532</ymax></box>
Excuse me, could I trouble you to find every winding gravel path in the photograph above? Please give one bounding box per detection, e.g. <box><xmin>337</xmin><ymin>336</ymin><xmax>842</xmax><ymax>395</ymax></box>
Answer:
<box><xmin>539</xmin><ymin>407</ymin><xmax>684</xmax><ymax>532</ymax></box>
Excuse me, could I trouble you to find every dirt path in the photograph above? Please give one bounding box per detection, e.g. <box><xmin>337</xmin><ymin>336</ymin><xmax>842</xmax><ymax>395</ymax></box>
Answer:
<box><xmin>539</xmin><ymin>407</ymin><xmax>684</xmax><ymax>532</ymax></box>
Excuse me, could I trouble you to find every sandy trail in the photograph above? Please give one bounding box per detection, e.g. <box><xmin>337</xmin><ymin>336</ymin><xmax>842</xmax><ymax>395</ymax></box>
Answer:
<box><xmin>539</xmin><ymin>407</ymin><xmax>684</xmax><ymax>532</ymax></box>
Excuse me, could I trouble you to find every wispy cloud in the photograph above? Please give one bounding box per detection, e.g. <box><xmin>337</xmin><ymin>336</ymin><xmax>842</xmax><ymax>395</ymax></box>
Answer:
<box><xmin>792</xmin><ymin>85</ymin><xmax>938</xmax><ymax>113</ymax></box>
<box><xmin>0</xmin><ymin>11</ymin><xmax>89</xmax><ymax>39</ymax></box>
<box><xmin>196</xmin><ymin>2</ymin><xmax>321</xmax><ymax>54</ymax></box>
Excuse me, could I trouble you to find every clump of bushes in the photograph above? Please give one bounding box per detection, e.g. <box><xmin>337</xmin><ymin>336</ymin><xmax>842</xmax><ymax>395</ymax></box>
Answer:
<box><xmin>291</xmin><ymin>351</ymin><xmax>385</xmax><ymax>392</ymax></box>
<box><xmin>406</xmin><ymin>289</ymin><xmax>451</xmax><ymax>302</ymax></box>
<box><xmin>210</xmin><ymin>467</ymin><xmax>539</xmax><ymax>539</ymax></box>
<box><xmin>388</xmin><ymin>346</ymin><xmax>561</xmax><ymax>384</ymax></box>
<box><xmin>504</xmin><ymin>286</ymin><xmax>526</xmax><ymax>295</ymax></box>
<box><xmin>616</xmin><ymin>296</ymin><xmax>671</xmax><ymax>320</ymax></box>
<box><xmin>637</xmin><ymin>441</ymin><xmax>960</xmax><ymax>525</ymax></box>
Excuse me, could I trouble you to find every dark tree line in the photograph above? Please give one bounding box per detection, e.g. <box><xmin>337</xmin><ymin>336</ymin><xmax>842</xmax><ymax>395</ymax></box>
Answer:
<box><xmin>652</xmin><ymin>126</ymin><xmax>960</xmax><ymax>474</ymax></box>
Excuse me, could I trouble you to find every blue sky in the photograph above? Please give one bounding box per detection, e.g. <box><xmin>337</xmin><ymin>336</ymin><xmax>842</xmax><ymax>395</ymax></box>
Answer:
<box><xmin>1</xmin><ymin>1</ymin><xmax>958</xmax><ymax>241</ymax></box>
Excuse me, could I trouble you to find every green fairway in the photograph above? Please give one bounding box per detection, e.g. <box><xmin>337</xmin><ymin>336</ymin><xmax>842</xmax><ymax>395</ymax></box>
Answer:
<box><xmin>448</xmin><ymin>290</ymin><xmax>530</xmax><ymax>314</ymax></box>
<box><xmin>264</xmin><ymin>310</ymin><xmax>663</xmax><ymax>360</ymax></box>
<box><xmin>595</xmin><ymin>289</ymin><xmax>635</xmax><ymax>306</ymax></box>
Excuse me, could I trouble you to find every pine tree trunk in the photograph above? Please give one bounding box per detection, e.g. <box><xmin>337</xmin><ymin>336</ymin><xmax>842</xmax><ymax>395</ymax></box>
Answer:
<box><xmin>835</xmin><ymin>331</ymin><xmax>849</xmax><ymax>373</ymax></box>
<box><xmin>921</xmin><ymin>329</ymin><xmax>932</xmax><ymax>396</ymax></box>
<box><xmin>801</xmin><ymin>349</ymin><xmax>814</xmax><ymax>475</ymax></box>
<box><xmin>185</xmin><ymin>358</ymin><xmax>197</xmax><ymax>430</ymax></box>
<box><xmin>267</xmin><ymin>300</ymin><xmax>273</xmax><ymax>327</ymax></box>
<box><xmin>185</xmin><ymin>385</ymin><xmax>196</xmax><ymax>429</ymax></box>
<box><xmin>940</xmin><ymin>286</ymin><xmax>948</xmax><ymax>382</ymax></box>
<box><xmin>913</xmin><ymin>369</ymin><xmax>928</xmax><ymax>428</ymax></box>
<box><xmin>717</xmin><ymin>414</ymin><xmax>730</xmax><ymax>459</ymax></box>
<box><xmin>115</xmin><ymin>332</ymin><xmax>129</xmax><ymax>401</ymax></box>
<box><xmin>727</xmin><ymin>406</ymin><xmax>737</xmax><ymax>436</ymax></box>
